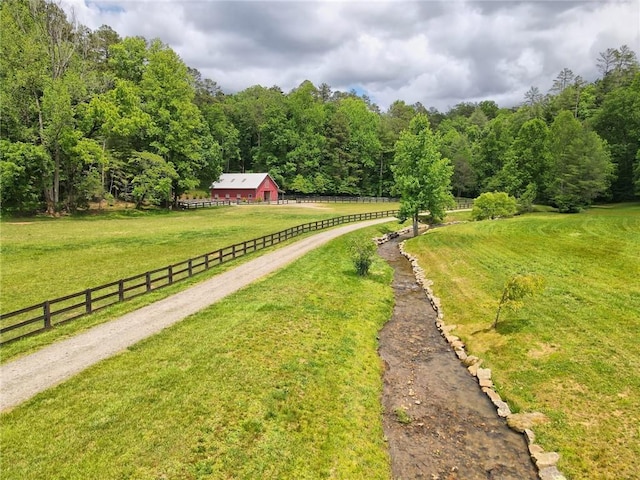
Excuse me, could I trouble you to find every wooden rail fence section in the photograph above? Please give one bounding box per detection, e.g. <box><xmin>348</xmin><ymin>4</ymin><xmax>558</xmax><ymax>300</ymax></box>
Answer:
<box><xmin>178</xmin><ymin>196</ymin><xmax>472</xmax><ymax>210</ymax></box>
<box><xmin>0</xmin><ymin>210</ymin><xmax>398</xmax><ymax>345</ymax></box>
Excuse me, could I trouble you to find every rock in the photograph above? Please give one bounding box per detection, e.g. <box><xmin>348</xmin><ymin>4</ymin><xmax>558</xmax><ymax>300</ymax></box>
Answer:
<box><xmin>533</xmin><ymin>451</ymin><xmax>561</xmax><ymax>469</ymax></box>
<box><xmin>467</xmin><ymin>363</ymin><xmax>480</xmax><ymax>376</ymax></box>
<box><xmin>441</xmin><ymin>324</ymin><xmax>457</xmax><ymax>334</ymax></box>
<box><xmin>507</xmin><ymin>412</ymin><xmax>549</xmax><ymax>433</ymax></box>
<box><xmin>476</xmin><ymin>368</ymin><xmax>492</xmax><ymax>380</ymax></box>
<box><xmin>529</xmin><ymin>444</ymin><xmax>544</xmax><ymax>456</ymax></box>
<box><xmin>455</xmin><ymin>349</ymin><xmax>467</xmax><ymax>361</ymax></box>
<box><xmin>479</xmin><ymin>377</ymin><xmax>493</xmax><ymax>388</ymax></box>
<box><xmin>482</xmin><ymin>387</ymin><xmax>502</xmax><ymax>404</ymax></box>
<box><xmin>495</xmin><ymin>401</ymin><xmax>511</xmax><ymax>417</ymax></box>
<box><xmin>524</xmin><ymin>428</ymin><xmax>536</xmax><ymax>445</ymax></box>
<box><xmin>463</xmin><ymin>355</ymin><xmax>481</xmax><ymax>367</ymax></box>
<box><xmin>538</xmin><ymin>466</ymin><xmax>567</xmax><ymax>480</ymax></box>
<box><xmin>451</xmin><ymin>340</ymin><xmax>465</xmax><ymax>351</ymax></box>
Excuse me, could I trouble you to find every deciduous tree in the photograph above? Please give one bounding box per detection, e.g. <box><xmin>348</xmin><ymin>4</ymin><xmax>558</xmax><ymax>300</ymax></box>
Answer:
<box><xmin>392</xmin><ymin>114</ymin><xmax>454</xmax><ymax>236</ymax></box>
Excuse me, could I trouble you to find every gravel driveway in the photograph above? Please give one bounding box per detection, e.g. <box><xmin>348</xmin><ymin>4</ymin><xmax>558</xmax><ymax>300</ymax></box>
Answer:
<box><xmin>0</xmin><ymin>218</ymin><xmax>393</xmax><ymax>412</ymax></box>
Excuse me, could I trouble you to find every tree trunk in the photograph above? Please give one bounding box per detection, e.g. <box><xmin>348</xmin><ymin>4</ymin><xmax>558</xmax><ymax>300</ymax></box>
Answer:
<box><xmin>53</xmin><ymin>146</ymin><xmax>60</xmax><ymax>205</ymax></box>
<box><xmin>412</xmin><ymin>213</ymin><xmax>419</xmax><ymax>237</ymax></box>
<box><xmin>493</xmin><ymin>290</ymin><xmax>509</xmax><ymax>329</ymax></box>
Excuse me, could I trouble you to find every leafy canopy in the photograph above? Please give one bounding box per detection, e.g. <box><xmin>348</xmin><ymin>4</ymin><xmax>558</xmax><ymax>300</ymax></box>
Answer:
<box><xmin>392</xmin><ymin>114</ymin><xmax>454</xmax><ymax>235</ymax></box>
<box><xmin>471</xmin><ymin>191</ymin><xmax>517</xmax><ymax>220</ymax></box>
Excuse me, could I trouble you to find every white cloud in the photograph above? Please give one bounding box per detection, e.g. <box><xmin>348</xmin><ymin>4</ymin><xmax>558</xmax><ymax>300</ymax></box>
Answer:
<box><xmin>61</xmin><ymin>0</ymin><xmax>640</xmax><ymax>111</ymax></box>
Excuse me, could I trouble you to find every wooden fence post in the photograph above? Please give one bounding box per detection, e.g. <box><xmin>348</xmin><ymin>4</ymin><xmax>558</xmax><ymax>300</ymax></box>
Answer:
<box><xmin>85</xmin><ymin>289</ymin><xmax>92</xmax><ymax>314</ymax></box>
<box><xmin>146</xmin><ymin>272</ymin><xmax>151</xmax><ymax>291</ymax></box>
<box><xmin>188</xmin><ymin>259</ymin><xmax>193</xmax><ymax>277</ymax></box>
<box><xmin>119</xmin><ymin>280</ymin><xmax>124</xmax><ymax>301</ymax></box>
<box><xmin>168</xmin><ymin>266</ymin><xmax>173</xmax><ymax>284</ymax></box>
<box><xmin>44</xmin><ymin>301</ymin><xmax>51</xmax><ymax>329</ymax></box>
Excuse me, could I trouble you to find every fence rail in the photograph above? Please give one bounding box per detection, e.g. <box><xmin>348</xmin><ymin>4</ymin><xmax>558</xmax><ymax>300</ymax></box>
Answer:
<box><xmin>178</xmin><ymin>196</ymin><xmax>472</xmax><ymax>209</ymax></box>
<box><xmin>0</xmin><ymin>210</ymin><xmax>399</xmax><ymax>345</ymax></box>
<box><xmin>177</xmin><ymin>199</ymin><xmax>292</xmax><ymax>209</ymax></box>
<box><xmin>294</xmin><ymin>196</ymin><xmax>398</xmax><ymax>203</ymax></box>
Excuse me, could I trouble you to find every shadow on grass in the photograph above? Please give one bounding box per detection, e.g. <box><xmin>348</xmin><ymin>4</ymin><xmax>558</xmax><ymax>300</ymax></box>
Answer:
<box><xmin>471</xmin><ymin>317</ymin><xmax>533</xmax><ymax>336</ymax></box>
<box><xmin>340</xmin><ymin>267</ymin><xmax>390</xmax><ymax>285</ymax></box>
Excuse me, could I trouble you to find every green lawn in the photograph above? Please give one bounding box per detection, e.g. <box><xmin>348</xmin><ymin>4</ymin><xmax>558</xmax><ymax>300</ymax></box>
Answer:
<box><xmin>0</xmin><ymin>203</ymin><xmax>398</xmax><ymax>313</ymax></box>
<box><xmin>0</xmin><ymin>227</ymin><xmax>394</xmax><ymax>479</ymax></box>
<box><xmin>403</xmin><ymin>203</ymin><xmax>640</xmax><ymax>480</ymax></box>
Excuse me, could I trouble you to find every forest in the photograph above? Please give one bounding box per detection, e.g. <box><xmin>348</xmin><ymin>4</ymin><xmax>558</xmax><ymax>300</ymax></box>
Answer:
<box><xmin>1</xmin><ymin>0</ymin><xmax>639</xmax><ymax>215</ymax></box>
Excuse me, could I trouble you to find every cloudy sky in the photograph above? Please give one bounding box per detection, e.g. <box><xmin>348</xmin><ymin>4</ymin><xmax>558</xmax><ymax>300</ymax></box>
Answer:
<box><xmin>62</xmin><ymin>0</ymin><xmax>639</xmax><ymax>111</ymax></box>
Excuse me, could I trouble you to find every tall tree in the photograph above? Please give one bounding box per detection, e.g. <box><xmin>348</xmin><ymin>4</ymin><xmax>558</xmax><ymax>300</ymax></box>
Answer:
<box><xmin>0</xmin><ymin>0</ymin><xmax>107</xmax><ymax>213</ymax></box>
<box><xmin>548</xmin><ymin>111</ymin><xmax>614</xmax><ymax>211</ymax></box>
<box><xmin>500</xmin><ymin>118</ymin><xmax>552</xmax><ymax>198</ymax></box>
<box><xmin>597</xmin><ymin>48</ymin><xmax>617</xmax><ymax>77</ymax></box>
<box><xmin>592</xmin><ymin>73</ymin><xmax>640</xmax><ymax>200</ymax></box>
<box><xmin>597</xmin><ymin>45</ymin><xmax>640</xmax><ymax>95</ymax></box>
<box><xmin>336</xmin><ymin>96</ymin><xmax>382</xmax><ymax>195</ymax></box>
<box><xmin>285</xmin><ymin>80</ymin><xmax>325</xmax><ymax>187</ymax></box>
<box><xmin>138</xmin><ymin>40</ymin><xmax>221</xmax><ymax>202</ymax></box>
<box><xmin>474</xmin><ymin>113</ymin><xmax>514</xmax><ymax>191</ymax></box>
<box><xmin>478</xmin><ymin>100</ymin><xmax>499</xmax><ymax>120</ymax></box>
<box><xmin>524</xmin><ymin>86</ymin><xmax>543</xmax><ymax>106</ymax></box>
<box><xmin>551</xmin><ymin>68</ymin><xmax>575</xmax><ymax>93</ymax></box>
<box><xmin>392</xmin><ymin>114</ymin><xmax>454</xmax><ymax>236</ymax></box>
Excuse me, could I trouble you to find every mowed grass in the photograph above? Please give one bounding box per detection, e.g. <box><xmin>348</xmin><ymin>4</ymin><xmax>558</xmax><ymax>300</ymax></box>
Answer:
<box><xmin>403</xmin><ymin>203</ymin><xmax>640</xmax><ymax>480</ymax></box>
<box><xmin>0</xmin><ymin>227</ymin><xmax>394</xmax><ymax>479</ymax></box>
<box><xmin>0</xmin><ymin>202</ymin><xmax>398</xmax><ymax>313</ymax></box>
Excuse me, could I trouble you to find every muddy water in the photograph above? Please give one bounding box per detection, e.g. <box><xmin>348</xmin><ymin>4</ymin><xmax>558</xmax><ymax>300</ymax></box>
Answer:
<box><xmin>377</xmin><ymin>237</ymin><xmax>538</xmax><ymax>480</ymax></box>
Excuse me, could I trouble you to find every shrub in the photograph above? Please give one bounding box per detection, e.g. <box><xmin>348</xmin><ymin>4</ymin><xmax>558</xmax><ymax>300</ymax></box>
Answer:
<box><xmin>471</xmin><ymin>192</ymin><xmax>517</xmax><ymax>221</ymax></box>
<box><xmin>350</xmin><ymin>239</ymin><xmax>377</xmax><ymax>276</ymax></box>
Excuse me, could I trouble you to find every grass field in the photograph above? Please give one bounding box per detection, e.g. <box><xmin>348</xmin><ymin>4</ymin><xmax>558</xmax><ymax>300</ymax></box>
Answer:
<box><xmin>0</xmin><ymin>203</ymin><xmax>398</xmax><ymax>313</ymax></box>
<box><xmin>1</xmin><ymin>203</ymin><xmax>400</xmax><ymax>361</ymax></box>
<box><xmin>403</xmin><ymin>203</ymin><xmax>640</xmax><ymax>479</ymax></box>
<box><xmin>0</xmin><ymin>227</ymin><xmax>394</xmax><ymax>479</ymax></box>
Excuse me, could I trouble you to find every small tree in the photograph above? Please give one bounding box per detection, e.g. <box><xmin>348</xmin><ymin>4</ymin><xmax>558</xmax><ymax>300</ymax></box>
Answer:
<box><xmin>494</xmin><ymin>274</ymin><xmax>544</xmax><ymax>328</ymax></box>
<box><xmin>350</xmin><ymin>239</ymin><xmax>377</xmax><ymax>276</ymax></box>
<box><xmin>471</xmin><ymin>191</ymin><xmax>517</xmax><ymax>220</ymax></box>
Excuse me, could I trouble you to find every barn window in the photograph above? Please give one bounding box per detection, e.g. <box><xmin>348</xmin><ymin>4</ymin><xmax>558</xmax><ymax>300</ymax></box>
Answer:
<box><xmin>225</xmin><ymin>194</ymin><xmax>230</xmax><ymax>199</ymax></box>
<box><xmin>214</xmin><ymin>194</ymin><xmax>219</xmax><ymax>199</ymax></box>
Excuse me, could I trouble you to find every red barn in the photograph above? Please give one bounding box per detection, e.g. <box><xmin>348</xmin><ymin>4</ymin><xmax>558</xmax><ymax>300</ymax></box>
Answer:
<box><xmin>210</xmin><ymin>173</ymin><xmax>280</xmax><ymax>202</ymax></box>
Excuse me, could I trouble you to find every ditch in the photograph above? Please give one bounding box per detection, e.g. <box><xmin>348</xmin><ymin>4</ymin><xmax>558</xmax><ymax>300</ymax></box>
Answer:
<box><xmin>377</xmin><ymin>236</ymin><xmax>538</xmax><ymax>479</ymax></box>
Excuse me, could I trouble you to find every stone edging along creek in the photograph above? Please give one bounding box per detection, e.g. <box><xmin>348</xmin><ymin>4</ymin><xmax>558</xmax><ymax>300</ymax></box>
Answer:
<box><xmin>373</xmin><ymin>226</ymin><xmax>567</xmax><ymax>480</ymax></box>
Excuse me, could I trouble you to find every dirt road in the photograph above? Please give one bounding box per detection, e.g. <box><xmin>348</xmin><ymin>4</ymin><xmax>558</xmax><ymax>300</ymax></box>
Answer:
<box><xmin>0</xmin><ymin>217</ymin><xmax>392</xmax><ymax>412</ymax></box>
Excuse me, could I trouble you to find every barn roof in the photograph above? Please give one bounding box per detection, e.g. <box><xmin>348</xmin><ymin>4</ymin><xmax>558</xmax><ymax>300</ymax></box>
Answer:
<box><xmin>209</xmin><ymin>173</ymin><xmax>279</xmax><ymax>190</ymax></box>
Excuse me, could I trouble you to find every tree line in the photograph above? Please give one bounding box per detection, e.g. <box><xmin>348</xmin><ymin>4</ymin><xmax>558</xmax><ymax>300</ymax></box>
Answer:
<box><xmin>1</xmin><ymin>0</ymin><xmax>638</xmax><ymax>215</ymax></box>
